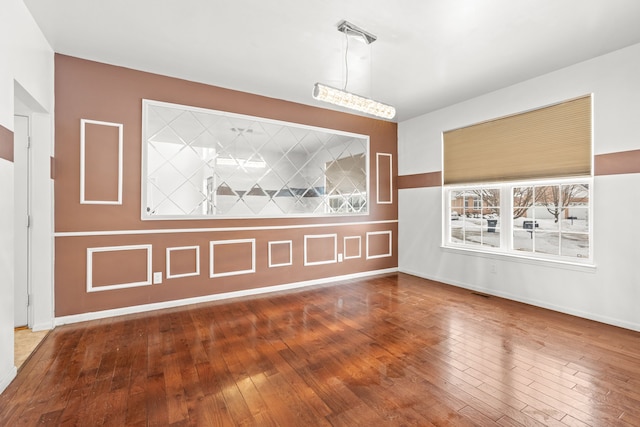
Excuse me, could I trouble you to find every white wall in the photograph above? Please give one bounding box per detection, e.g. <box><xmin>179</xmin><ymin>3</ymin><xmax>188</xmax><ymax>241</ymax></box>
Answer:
<box><xmin>0</xmin><ymin>0</ymin><xmax>54</xmax><ymax>394</ymax></box>
<box><xmin>0</xmin><ymin>157</ymin><xmax>16</xmax><ymax>393</ymax></box>
<box><xmin>29</xmin><ymin>112</ymin><xmax>54</xmax><ymax>331</ymax></box>
<box><xmin>398</xmin><ymin>42</ymin><xmax>640</xmax><ymax>332</ymax></box>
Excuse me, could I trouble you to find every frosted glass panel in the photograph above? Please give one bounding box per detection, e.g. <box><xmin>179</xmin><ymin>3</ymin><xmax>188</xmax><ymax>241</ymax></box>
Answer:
<box><xmin>142</xmin><ymin>100</ymin><xmax>369</xmax><ymax>219</ymax></box>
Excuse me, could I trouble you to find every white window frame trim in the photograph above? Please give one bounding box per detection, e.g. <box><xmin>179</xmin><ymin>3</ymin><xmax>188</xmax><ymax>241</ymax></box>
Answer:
<box><xmin>443</xmin><ymin>177</ymin><xmax>594</xmax><ymax>267</ymax></box>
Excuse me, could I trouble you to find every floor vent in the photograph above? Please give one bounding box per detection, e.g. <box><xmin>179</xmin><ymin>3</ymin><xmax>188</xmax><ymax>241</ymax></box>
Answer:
<box><xmin>471</xmin><ymin>292</ymin><xmax>490</xmax><ymax>298</ymax></box>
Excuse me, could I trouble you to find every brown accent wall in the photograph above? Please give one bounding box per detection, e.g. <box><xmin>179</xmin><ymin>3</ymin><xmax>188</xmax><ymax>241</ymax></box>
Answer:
<box><xmin>397</xmin><ymin>172</ymin><xmax>442</xmax><ymax>189</ymax></box>
<box><xmin>0</xmin><ymin>125</ymin><xmax>13</xmax><ymax>162</ymax></box>
<box><xmin>82</xmin><ymin>121</ymin><xmax>121</xmax><ymax>202</ymax></box>
<box><xmin>398</xmin><ymin>153</ymin><xmax>640</xmax><ymax>191</ymax></box>
<box><xmin>594</xmin><ymin>150</ymin><xmax>640</xmax><ymax>176</ymax></box>
<box><xmin>376</xmin><ymin>153</ymin><xmax>393</xmax><ymax>203</ymax></box>
<box><xmin>54</xmin><ymin>54</ymin><xmax>398</xmax><ymax>316</ymax></box>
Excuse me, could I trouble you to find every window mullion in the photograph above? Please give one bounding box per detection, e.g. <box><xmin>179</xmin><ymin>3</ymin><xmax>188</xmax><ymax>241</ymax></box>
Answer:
<box><xmin>502</xmin><ymin>184</ymin><xmax>512</xmax><ymax>252</ymax></box>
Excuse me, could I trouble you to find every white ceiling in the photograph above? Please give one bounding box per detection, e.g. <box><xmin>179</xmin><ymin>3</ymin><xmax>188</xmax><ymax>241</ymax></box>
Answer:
<box><xmin>23</xmin><ymin>0</ymin><xmax>640</xmax><ymax>122</ymax></box>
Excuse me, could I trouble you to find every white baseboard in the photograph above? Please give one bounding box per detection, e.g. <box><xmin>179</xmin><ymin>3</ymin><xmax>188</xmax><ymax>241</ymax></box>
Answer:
<box><xmin>31</xmin><ymin>320</ymin><xmax>54</xmax><ymax>333</ymax></box>
<box><xmin>55</xmin><ymin>268</ymin><xmax>399</xmax><ymax>326</ymax></box>
<box><xmin>398</xmin><ymin>268</ymin><xmax>640</xmax><ymax>332</ymax></box>
<box><xmin>0</xmin><ymin>365</ymin><xmax>17</xmax><ymax>395</ymax></box>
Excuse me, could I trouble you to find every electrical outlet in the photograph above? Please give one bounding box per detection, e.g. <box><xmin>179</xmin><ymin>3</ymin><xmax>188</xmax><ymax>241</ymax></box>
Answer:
<box><xmin>490</xmin><ymin>264</ymin><xmax>497</xmax><ymax>274</ymax></box>
<box><xmin>153</xmin><ymin>272</ymin><xmax>162</xmax><ymax>284</ymax></box>
<box><xmin>338</xmin><ymin>253</ymin><xmax>343</xmax><ymax>262</ymax></box>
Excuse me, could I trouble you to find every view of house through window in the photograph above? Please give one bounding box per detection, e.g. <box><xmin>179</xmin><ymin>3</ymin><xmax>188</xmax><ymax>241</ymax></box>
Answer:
<box><xmin>447</xmin><ymin>180</ymin><xmax>591</xmax><ymax>262</ymax></box>
<box><xmin>450</xmin><ymin>188</ymin><xmax>500</xmax><ymax>249</ymax></box>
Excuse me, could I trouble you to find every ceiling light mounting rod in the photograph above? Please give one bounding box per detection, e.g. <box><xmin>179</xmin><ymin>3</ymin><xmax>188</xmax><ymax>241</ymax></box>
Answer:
<box><xmin>337</xmin><ymin>20</ymin><xmax>377</xmax><ymax>45</ymax></box>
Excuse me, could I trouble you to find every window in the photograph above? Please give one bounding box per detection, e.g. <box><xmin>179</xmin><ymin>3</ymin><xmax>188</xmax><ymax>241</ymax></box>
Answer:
<box><xmin>472</xmin><ymin>198</ymin><xmax>483</xmax><ymax>210</ymax></box>
<box><xmin>442</xmin><ymin>95</ymin><xmax>592</xmax><ymax>263</ymax></box>
<box><xmin>450</xmin><ymin>188</ymin><xmax>500</xmax><ymax>249</ymax></box>
<box><xmin>512</xmin><ymin>183</ymin><xmax>589</xmax><ymax>258</ymax></box>
<box><xmin>445</xmin><ymin>179</ymin><xmax>591</xmax><ymax>262</ymax></box>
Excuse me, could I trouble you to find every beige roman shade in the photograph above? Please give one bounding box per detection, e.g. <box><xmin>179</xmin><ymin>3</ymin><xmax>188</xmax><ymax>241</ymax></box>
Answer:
<box><xmin>443</xmin><ymin>95</ymin><xmax>592</xmax><ymax>185</ymax></box>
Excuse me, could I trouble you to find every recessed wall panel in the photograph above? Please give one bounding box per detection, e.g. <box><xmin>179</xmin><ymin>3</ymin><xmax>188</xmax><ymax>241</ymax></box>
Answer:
<box><xmin>80</xmin><ymin>119</ymin><xmax>123</xmax><ymax>204</ymax></box>
<box><xmin>87</xmin><ymin>245</ymin><xmax>152</xmax><ymax>292</ymax></box>
<box><xmin>343</xmin><ymin>236</ymin><xmax>361</xmax><ymax>259</ymax></box>
<box><xmin>269</xmin><ymin>240</ymin><xmax>292</xmax><ymax>267</ymax></box>
<box><xmin>366</xmin><ymin>231</ymin><xmax>392</xmax><ymax>259</ymax></box>
<box><xmin>210</xmin><ymin>239</ymin><xmax>255</xmax><ymax>278</ymax></box>
<box><xmin>304</xmin><ymin>234</ymin><xmax>337</xmax><ymax>266</ymax></box>
<box><xmin>377</xmin><ymin>153</ymin><xmax>393</xmax><ymax>204</ymax></box>
<box><xmin>166</xmin><ymin>246</ymin><xmax>200</xmax><ymax>279</ymax></box>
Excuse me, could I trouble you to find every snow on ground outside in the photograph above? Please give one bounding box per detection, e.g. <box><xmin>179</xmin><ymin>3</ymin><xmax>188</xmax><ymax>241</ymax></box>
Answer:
<box><xmin>450</xmin><ymin>216</ymin><xmax>589</xmax><ymax>258</ymax></box>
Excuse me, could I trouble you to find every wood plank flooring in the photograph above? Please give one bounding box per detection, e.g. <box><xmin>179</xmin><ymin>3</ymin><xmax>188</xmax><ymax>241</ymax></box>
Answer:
<box><xmin>2</xmin><ymin>272</ymin><xmax>640</xmax><ymax>426</ymax></box>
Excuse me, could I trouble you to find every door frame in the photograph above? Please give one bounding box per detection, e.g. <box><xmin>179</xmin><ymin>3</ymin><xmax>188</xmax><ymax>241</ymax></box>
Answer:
<box><xmin>13</xmin><ymin>113</ymin><xmax>31</xmax><ymax>328</ymax></box>
<box><xmin>14</xmin><ymin>81</ymin><xmax>54</xmax><ymax>332</ymax></box>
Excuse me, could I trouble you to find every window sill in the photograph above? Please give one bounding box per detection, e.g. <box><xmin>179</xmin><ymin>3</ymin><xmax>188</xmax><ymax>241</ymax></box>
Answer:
<box><xmin>441</xmin><ymin>245</ymin><xmax>597</xmax><ymax>273</ymax></box>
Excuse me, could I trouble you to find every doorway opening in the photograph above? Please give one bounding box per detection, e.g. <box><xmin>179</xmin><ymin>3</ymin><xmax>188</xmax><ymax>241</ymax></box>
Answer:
<box><xmin>12</xmin><ymin>81</ymin><xmax>53</xmax><ymax>370</ymax></box>
<box><xmin>13</xmin><ymin>114</ymin><xmax>30</xmax><ymax>329</ymax></box>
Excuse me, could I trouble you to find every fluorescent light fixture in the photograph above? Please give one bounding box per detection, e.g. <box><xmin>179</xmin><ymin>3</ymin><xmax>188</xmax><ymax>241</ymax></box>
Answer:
<box><xmin>313</xmin><ymin>83</ymin><xmax>396</xmax><ymax>119</ymax></box>
<box><xmin>216</xmin><ymin>157</ymin><xmax>266</xmax><ymax>168</ymax></box>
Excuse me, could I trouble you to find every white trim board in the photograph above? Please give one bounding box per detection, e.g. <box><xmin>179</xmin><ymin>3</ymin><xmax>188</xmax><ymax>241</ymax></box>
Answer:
<box><xmin>55</xmin><ymin>268</ymin><xmax>399</xmax><ymax>326</ymax></box>
<box><xmin>54</xmin><ymin>219</ymin><xmax>399</xmax><ymax>237</ymax></box>
<box><xmin>0</xmin><ymin>366</ymin><xmax>17</xmax><ymax>395</ymax></box>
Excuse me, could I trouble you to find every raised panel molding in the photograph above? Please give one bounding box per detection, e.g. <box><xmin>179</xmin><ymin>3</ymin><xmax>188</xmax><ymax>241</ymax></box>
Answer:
<box><xmin>343</xmin><ymin>236</ymin><xmax>362</xmax><ymax>260</ymax></box>
<box><xmin>87</xmin><ymin>245</ymin><xmax>152</xmax><ymax>292</ymax></box>
<box><xmin>209</xmin><ymin>239</ymin><xmax>256</xmax><ymax>278</ymax></box>
<box><xmin>80</xmin><ymin>119</ymin><xmax>123</xmax><ymax>204</ymax></box>
<box><xmin>268</xmin><ymin>240</ymin><xmax>293</xmax><ymax>268</ymax></box>
<box><xmin>166</xmin><ymin>246</ymin><xmax>200</xmax><ymax>279</ymax></box>
<box><xmin>376</xmin><ymin>152</ymin><xmax>393</xmax><ymax>204</ymax></box>
<box><xmin>366</xmin><ymin>230</ymin><xmax>393</xmax><ymax>259</ymax></box>
<box><xmin>304</xmin><ymin>234</ymin><xmax>338</xmax><ymax>266</ymax></box>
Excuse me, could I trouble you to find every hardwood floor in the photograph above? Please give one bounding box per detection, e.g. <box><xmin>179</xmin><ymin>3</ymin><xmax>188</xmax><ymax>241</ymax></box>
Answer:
<box><xmin>2</xmin><ymin>273</ymin><xmax>640</xmax><ymax>426</ymax></box>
